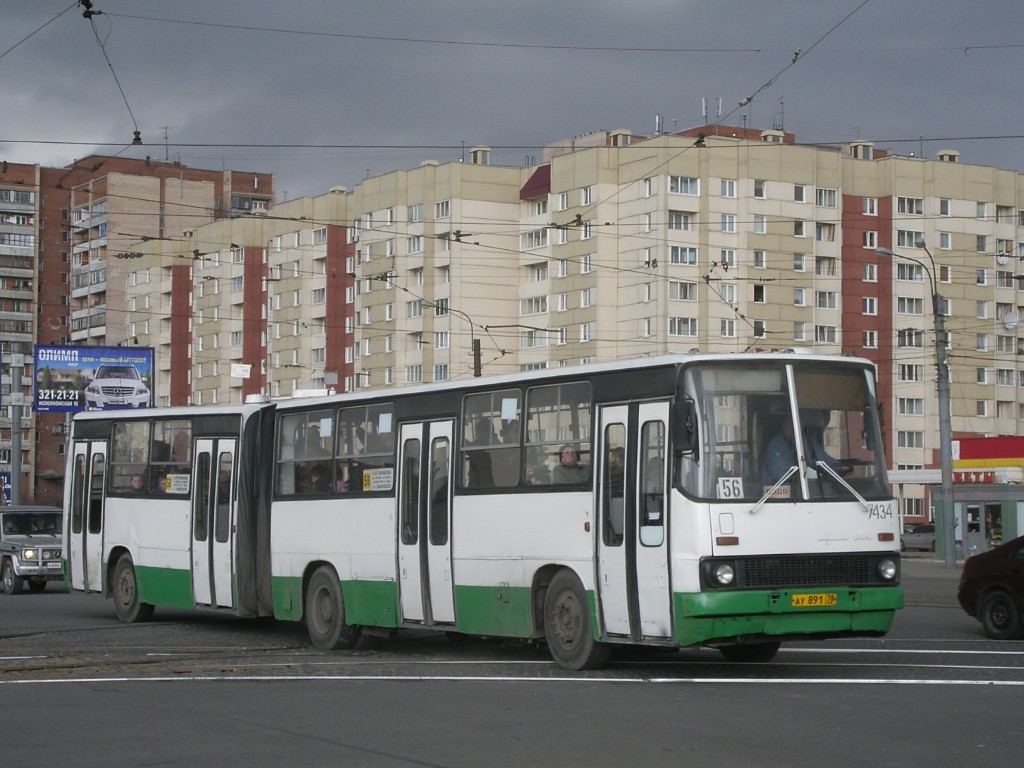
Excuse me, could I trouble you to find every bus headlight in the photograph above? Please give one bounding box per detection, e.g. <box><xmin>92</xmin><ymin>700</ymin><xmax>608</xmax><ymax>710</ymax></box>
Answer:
<box><xmin>877</xmin><ymin>558</ymin><xmax>897</xmax><ymax>581</ymax></box>
<box><xmin>713</xmin><ymin>563</ymin><xmax>736</xmax><ymax>586</ymax></box>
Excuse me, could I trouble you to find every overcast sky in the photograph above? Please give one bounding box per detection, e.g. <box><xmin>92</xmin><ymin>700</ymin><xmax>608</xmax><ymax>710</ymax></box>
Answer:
<box><xmin>2</xmin><ymin>1</ymin><xmax>1022</xmax><ymax>199</ymax></box>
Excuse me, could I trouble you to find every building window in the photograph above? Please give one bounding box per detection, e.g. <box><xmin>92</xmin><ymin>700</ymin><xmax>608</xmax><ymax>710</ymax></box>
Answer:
<box><xmin>815</xmin><ymin>188</ymin><xmax>837</xmax><ymax>207</ymax></box>
<box><xmin>668</xmin><ymin>211</ymin><xmax>692</xmax><ymax>230</ymax></box>
<box><xmin>753</xmin><ymin>250</ymin><xmax>766</xmax><ymax>269</ymax></box>
<box><xmin>897</xmin><ymin>431</ymin><xmax>924</xmax><ymax>449</ymax></box>
<box><xmin>721</xmin><ymin>319</ymin><xmax>736</xmax><ymax>337</ymax></box>
<box><xmin>667</xmin><ymin>245</ymin><xmax>698</xmax><ymax>266</ymax></box>
<box><xmin>862</xmin><ymin>231</ymin><xmax>877</xmax><ymax>248</ymax></box>
<box><xmin>720</xmin><ymin>179</ymin><xmax>736</xmax><ymax>198</ymax></box>
<box><xmin>897</xmin><ymin>229</ymin><xmax>924</xmax><ymax>248</ymax></box>
<box><xmin>898</xmin><ymin>364</ymin><xmax>923</xmax><ymax>382</ymax></box>
<box><xmin>862</xmin><ymin>296</ymin><xmax>877</xmax><ymax>315</ymax></box>
<box><xmin>669</xmin><ymin>281</ymin><xmax>697</xmax><ymax>301</ymax></box>
<box><xmin>669</xmin><ymin>176</ymin><xmax>699</xmax><ymax>195</ymax></box>
<box><xmin>668</xmin><ymin>316</ymin><xmax>698</xmax><ymax>336</ymax></box>
<box><xmin>863</xmin><ymin>263</ymin><xmax>877</xmax><ymax>282</ymax></box>
<box><xmin>720</xmin><ymin>214</ymin><xmax>736</xmax><ymax>233</ymax></box>
<box><xmin>754</xmin><ymin>179</ymin><xmax>766</xmax><ymax>198</ymax></box>
<box><xmin>897</xmin><ymin>296</ymin><xmax>924</xmax><ymax>315</ymax></box>
<box><xmin>862</xmin><ymin>197</ymin><xmax>877</xmax><ymax>215</ymax></box>
<box><xmin>862</xmin><ymin>330</ymin><xmax>877</xmax><ymax>348</ymax></box>
<box><xmin>793</xmin><ymin>288</ymin><xmax>806</xmax><ymax>306</ymax></box>
<box><xmin>408</xmin><ymin>203</ymin><xmax>424</xmax><ymax>222</ymax></box>
<box><xmin>753</xmin><ymin>214</ymin><xmax>766</xmax><ymax>234</ymax></box>
<box><xmin>897</xmin><ymin>196</ymin><xmax>924</xmax><ymax>215</ymax></box>
<box><xmin>794</xmin><ymin>184</ymin><xmax>806</xmax><ymax>203</ymax></box>
<box><xmin>434</xmin><ymin>200</ymin><xmax>451</xmax><ymax>219</ymax></box>
<box><xmin>814</xmin><ymin>325</ymin><xmax>837</xmax><ymax>343</ymax></box>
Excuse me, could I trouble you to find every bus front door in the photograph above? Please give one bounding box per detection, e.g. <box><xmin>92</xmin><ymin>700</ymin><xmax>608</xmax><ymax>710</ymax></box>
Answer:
<box><xmin>397</xmin><ymin>420</ymin><xmax>456</xmax><ymax>625</ymax></box>
<box><xmin>67</xmin><ymin>441</ymin><xmax>106</xmax><ymax>593</ymax></box>
<box><xmin>191</xmin><ymin>438</ymin><xmax>236</xmax><ymax>609</ymax></box>
<box><xmin>597</xmin><ymin>402</ymin><xmax>673</xmax><ymax>641</ymax></box>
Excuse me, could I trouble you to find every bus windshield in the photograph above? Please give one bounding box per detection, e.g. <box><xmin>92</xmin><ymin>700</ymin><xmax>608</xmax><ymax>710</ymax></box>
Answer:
<box><xmin>678</xmin><ymin>361</ymin><xmax>890</xmax><ymax>503</ymax></box>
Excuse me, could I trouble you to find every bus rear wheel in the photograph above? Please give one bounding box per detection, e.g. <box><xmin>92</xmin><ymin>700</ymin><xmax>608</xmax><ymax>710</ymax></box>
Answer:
<box><xmin>305</xmin><ymin>566</ymin><xmax>361</xmax><ymax>651</ymax></box>
<box><xmin>543</xmin><ymin>570</ymin><xmax>610</xmax><ymax>670</ymax></box>
<box><xmin>112</xmin><ymin>555</ymin><xmax>155</xmax><ymax>623</ymax></box>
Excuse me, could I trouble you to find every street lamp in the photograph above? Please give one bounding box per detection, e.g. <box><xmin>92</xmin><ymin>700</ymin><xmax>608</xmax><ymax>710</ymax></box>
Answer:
<box><xmin>876</xmin><ymin>242</ymin><xmax>956</xmax><ymax>567</ymax></box>
<box><xmin>419</xmin><ymin>299</ymin><xmax>482</xmax><ymax>377</ymax></box>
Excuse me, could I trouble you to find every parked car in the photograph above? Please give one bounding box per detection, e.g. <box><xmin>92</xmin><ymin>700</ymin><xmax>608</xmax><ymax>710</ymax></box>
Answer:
<box><xmin>901</xmin><ymin>523</ymin><xmax>936</xmax><ymax>552</ymax></box>
<box><xmin>84</xmin><ymin>363</ymin><xmax>150</xmax><ymax>410</ymax></box>
<box><xmin>957</xmin><ymin>534</ymin><xmax>1024</xmax><ymax>640</ymax></box>
<box><xmin>0</xmin><ymin>506</ymin><xmax>64</xmax><ymax>595</ymax></box>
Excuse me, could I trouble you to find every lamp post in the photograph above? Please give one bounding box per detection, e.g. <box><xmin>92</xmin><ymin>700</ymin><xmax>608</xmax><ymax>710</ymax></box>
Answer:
<box><xmin>876</xmin><ymin>243</ymin><xmax>956</xmax><ymax>567</ymax></box>
<box><xmin>419</xmin><ymin>299</ymin><xmax>481</xmax><ymax>378</ymax></box>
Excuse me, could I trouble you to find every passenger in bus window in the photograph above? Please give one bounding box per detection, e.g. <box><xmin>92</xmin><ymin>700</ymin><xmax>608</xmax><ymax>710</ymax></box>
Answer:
<box><xmin>552</xmin><ymin>444</ymin><xmax>589</xmax><ymax>484</ymax></box>
<box><xmin>130</xmin><ymin>473</ymin><xmax>145</xmax><ymax>493</ymax></box>
<box><xmin>335</xmin><ymin>460</ymin><xmax>353</xmax><ymax>492</ymax></box>
<box><xmin>525</xmin><ymin>446</ymin><xmax>551</xmax><ymax>485</ymax></box>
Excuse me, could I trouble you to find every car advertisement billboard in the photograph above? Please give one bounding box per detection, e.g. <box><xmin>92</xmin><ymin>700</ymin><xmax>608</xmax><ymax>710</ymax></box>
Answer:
<box><xmin>33</xmin><ymin>345</ymin><xmax>155</xmax><ymax>413</ymax></box>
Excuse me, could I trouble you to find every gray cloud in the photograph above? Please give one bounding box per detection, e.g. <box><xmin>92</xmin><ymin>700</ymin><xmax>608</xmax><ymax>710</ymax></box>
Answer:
<box><xmin>2</xmin><ymin>1</ymin><xmax>1021</xmax><ymax>198</ymax></box>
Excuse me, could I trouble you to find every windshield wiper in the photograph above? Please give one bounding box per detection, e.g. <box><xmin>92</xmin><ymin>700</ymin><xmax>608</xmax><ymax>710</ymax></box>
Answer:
<box><xmin>749</xmin><ymin>465</ymin><xmax>799</xmax><ymax>515</ymax></box>
<box><xmin>816</xmin><ymin>460</ymin><xmax>870</xmax><ymax>512</ymax></box>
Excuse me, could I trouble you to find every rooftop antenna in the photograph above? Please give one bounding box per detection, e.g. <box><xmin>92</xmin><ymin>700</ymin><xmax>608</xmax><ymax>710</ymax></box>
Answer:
<box><xmin>163</xmin><ymin>126</ymin><xmax>169</xmax><ymax>162</ymax></box>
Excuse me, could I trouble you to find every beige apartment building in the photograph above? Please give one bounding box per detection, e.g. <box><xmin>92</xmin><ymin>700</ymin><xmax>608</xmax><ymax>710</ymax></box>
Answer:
<box><xmin>117</xmin><ymin>126</ymin><xmax>1024</xmax><ymax>521</ymax></box>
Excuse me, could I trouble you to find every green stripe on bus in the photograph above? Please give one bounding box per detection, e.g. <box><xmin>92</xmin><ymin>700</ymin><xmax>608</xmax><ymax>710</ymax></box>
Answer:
<box><xmin>271</xmin><ymin>575</ymin><xmax>402</xmax><ymax>628</ymax></box>
<box><xmin>135</xmin><ymin>565</ymin><xmax>193</xmax><ymax>609</ymax></box>
<box><xmin>672</xmin><ymin>586</ymin><xmax>903</xmax><ymax>646</ymax></box>
<box><xmin>342</xmin><ymin>579</ymin><xmax>400</xmax><ymax>627</ymax></box>
<box><xmin>453</xmin><ymin>584</ymin><xmax>535</xmax><ymax>637</ymax></box>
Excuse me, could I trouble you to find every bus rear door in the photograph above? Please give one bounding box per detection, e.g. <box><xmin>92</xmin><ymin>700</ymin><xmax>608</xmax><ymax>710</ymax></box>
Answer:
<box><xmin>67</xmin><ymin>440</ymin><xmax>106</xmax><ymax>593</ymax></box>
<box><xmin>192</xmin><ymin>438</ymin><xmax>236</xmax><ymax>608</ymax></box>
<box><xmin>596</xmin><ymin>402</ymin><xmax>672</xmax><ymax>641</ymax></box>
<box><xmin>397</xmin><ymin>420</ymin><xmax>455</xmax><ymax>625</ymax></box>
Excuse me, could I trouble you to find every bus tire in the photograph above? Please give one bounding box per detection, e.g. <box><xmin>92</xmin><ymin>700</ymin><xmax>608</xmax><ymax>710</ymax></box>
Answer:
<box><xmin>2</xmin><ymin>560</ymin><xmax>23</xmax><ymax>595</ymax></box>
<box><xmin>112</xmin><ymin>555</ymin><xmax>155</xmax><ymax>624</ymax></box>
<box><xmin>305</xmin><ymin>566</ymin><xmax>361</xmax><ymax>651</ymax></box>
<box><xmin>718</xmin><ymin>641</ymin><xmax>781</xmax><ymax>663</ymax></box>
<box><xmin>543</xmin><ymin>569</ymin><xmax>610</xmax><ymax>670</ymax></box>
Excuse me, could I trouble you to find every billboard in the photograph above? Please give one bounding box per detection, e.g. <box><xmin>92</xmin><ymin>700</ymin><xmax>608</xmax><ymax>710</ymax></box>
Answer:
<box><xmin>33</xmin><ymin>345</ymin><xmax>155</xmax><ymax>413</ymax></box>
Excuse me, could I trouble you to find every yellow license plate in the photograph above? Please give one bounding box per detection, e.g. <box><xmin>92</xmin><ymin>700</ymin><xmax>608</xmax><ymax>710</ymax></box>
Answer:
<box><xmin>791</xmin><ymin>592</ymin><xmax>837</xmax><ymax>607</ymax></box>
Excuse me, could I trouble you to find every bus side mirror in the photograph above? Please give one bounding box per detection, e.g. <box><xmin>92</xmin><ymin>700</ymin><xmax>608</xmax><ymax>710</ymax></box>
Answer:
<box><xmin>672</xmin><ymin>400</ymin><xmax>698</xmax><ymax>454</ymax></box>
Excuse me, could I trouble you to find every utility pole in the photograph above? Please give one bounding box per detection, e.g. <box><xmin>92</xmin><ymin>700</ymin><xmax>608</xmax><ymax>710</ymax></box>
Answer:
<box><xmin>9</xmin><ymin>345</ymin><xmax>24</xmax><ymax>504</ymax></box>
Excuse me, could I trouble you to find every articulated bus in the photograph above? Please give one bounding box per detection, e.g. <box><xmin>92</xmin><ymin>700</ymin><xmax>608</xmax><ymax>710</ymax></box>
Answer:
<box><xmin>63</xmin><ymin>352</ymin><xmax>902</xmax><ymax>669</ymax></box>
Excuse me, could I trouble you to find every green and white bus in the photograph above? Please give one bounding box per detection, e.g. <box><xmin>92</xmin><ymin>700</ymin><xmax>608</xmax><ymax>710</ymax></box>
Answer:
<box><xmin>63</xmin><ymin>352</ymin><xmax>902</xmax><ymax>669</ymax></box>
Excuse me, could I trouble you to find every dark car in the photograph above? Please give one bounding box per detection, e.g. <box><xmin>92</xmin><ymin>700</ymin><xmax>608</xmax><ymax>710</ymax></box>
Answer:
<box><xmin>957</xmin><ymin>534</ymin><xmax>1024</xmax><ymax>640</ymax></box>
<box><xmin>901</xmin><ymin>523</ymin><xmax>935</xmax><ymax>552</ymax></box>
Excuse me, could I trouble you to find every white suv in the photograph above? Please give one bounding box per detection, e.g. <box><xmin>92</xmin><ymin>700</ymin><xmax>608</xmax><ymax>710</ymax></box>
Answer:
<box><xmin>84</xmin><ymin>364</ymin><xmax>150</xmax><ymax>410</ymax></box>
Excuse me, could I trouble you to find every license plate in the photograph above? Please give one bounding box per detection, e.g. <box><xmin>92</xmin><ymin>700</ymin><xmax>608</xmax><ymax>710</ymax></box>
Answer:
<box><xmin>791</xmin><ymin>592</ymin><xmax>837</xmax><ymax>607</ymax></box>
<box><xmin>46</xmin><ymin>562</ymin><xmax>62</xmax><ymax>569</ymax></box>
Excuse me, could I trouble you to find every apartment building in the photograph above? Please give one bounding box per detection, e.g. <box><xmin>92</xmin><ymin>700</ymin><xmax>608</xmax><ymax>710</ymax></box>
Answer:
<box><xmin>16</xmin><ymin>125</ymin><xmax>1024</xmax><ymax>521</ymax></box>
<box><xmin>1</xmin><ymin>156</ymin><xmax>274</xmax><ymax>506</ymax></box>
<box><xmin>124</xmin><ymin>189</ymin><xmax>352</xmax><ymax>405</ymax></box>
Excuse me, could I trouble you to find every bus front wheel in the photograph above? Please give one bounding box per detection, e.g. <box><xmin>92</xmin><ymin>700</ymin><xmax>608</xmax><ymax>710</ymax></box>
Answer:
<box><xmin>543</xmin><ymin>569</ymin><xmax>611</xmax><ymax>670</ymax></box>
<box><xmin>305</xmin><ymin>566</ymin><xmax>361</xmax><ymax>651</ymax></box>
<box><xmin>112</xmin><ymin>555</ymin><xmax>155</xmax><ymax>623</ymax></box>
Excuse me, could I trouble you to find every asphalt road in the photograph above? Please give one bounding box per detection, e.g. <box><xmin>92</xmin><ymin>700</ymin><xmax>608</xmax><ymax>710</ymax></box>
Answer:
<box><xmin>2</xmin><ymin>556</ymin><xmax>1021</xmax><ymax>767</ymax></box>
